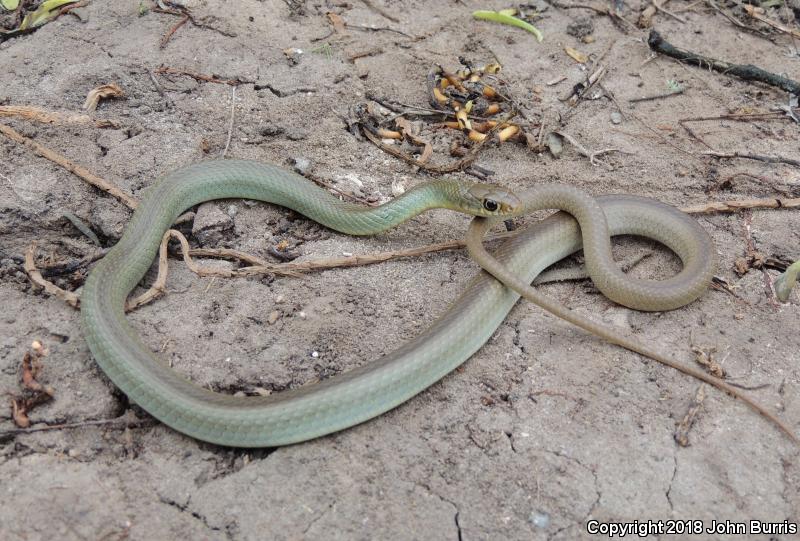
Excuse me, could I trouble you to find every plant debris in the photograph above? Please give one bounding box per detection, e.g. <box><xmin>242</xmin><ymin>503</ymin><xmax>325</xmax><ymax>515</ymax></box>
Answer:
<box><xmin>1</xmin><ymin>0</ymin><xmax>82</xmax><ymax>41</ymax></box>
<box><xmin>10</xmin><ymin>341</ymin><xmax>55</xmax><ymax>428</ymax></box>
<box><xmin>648</xmin><ymin>30</ymin><xmax>800</xmax><ymax>97</ymax></box>
<box><xmin>472</xmin><ymin>8</ymin><xmax>544</xmax><ymax>42</ymax></box>
<box><xmin>353</xmin><ymin>59</ymin><xmax>546</xmax><ymax>174</ymax></box>
<box><xmin>83</xmin><ymin>83</ymin><xmax>125</xmax><ymax>111</ymax></box>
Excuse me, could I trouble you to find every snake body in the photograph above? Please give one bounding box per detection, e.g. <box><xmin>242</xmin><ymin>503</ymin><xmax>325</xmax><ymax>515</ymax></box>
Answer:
<box><xmin>83</xmin><ymin>160</ymin><xmax>722</xmax><ymax>447</ymax></box>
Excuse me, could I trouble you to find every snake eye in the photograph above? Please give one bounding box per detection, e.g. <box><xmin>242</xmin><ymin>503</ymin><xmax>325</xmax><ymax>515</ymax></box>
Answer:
<box><xmin>483</xmin><ymin>198</ymin><xmax>499</xmax><ymax>212</ymax></box>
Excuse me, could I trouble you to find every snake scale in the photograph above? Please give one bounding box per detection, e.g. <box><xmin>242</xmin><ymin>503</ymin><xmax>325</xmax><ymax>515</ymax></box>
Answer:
<box><xmin>81</xmin><ymin>160</ymin><xmax>797</xmax><ymax>446</ymax></box>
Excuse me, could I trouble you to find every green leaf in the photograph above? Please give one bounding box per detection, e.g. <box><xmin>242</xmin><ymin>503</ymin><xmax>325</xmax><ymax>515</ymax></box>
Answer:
<box><xmin>19</xmin><ymin>0</ymin><xmax>77</xmax><ymax>31</ymax></box>
<box><xmin>473</xmin><ymin>9</ymin><xmax>543</xmax><ymax>42</ymax></box>
<box><xmin>1</xmin><ymin>0</ymin><xmax>20</xmax><ymax>11</ymax></box>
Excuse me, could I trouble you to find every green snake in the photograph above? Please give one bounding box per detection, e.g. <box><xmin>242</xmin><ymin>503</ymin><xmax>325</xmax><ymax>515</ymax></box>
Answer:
<box><xmin>81</xmin><ymin>160</ymin><xmax>796</xmax><ymax>447</ymax></box>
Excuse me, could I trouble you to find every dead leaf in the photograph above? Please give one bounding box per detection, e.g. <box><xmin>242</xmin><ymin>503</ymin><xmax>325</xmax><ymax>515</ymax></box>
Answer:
<box><xmin>326</xmin><ymin>12</ymin><xmax>347</xmax><ymax>34</ymax></box>
<box><xmin>83</xmin><ymin>83</ymin><xmax>125</xmax><ymax>111</ymax></box>
<box><xmin>19</xmin><ymin>0</ymin><xmax>76</xmax><ymax>30</ymax></box>
<box><xmin>564</xmin><ymin>46</ymin><xmax>588</xmax><ymax>64</ymax></box>
<box><xmin>10</xmin><ymin>341</ymin><xmax>55</xmax><ymax>428</ymax></box>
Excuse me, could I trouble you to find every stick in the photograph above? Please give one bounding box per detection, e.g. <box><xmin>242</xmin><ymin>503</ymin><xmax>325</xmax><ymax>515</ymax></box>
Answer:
<box><xmin>702</xmin><ymin>150</ymin><xmax>800</xmax><ymax>168</ymax></box>
<box><xmin>743</xmin><ymin>5</ymin><xmax>800</xmax><ymax>39</ymax></box>
<box><xmin>221</xmin><ymin>86</ymin><xmax>236</xmax><ymax>158</ymax></box>
<box><xmin>680</xmin><ymin>111</ymin><xmax>795</xmax><ymax>122</ymax></box>
<box><xmin>153</xmin><ymin>66</ymin><xmax>253</xmax><ymax>87</ymax></box>
<box><xmin>160</xmin><ymin>13</ymin><xmax>190</xmax><ymax>48</ymax></box>
<box><xmin>24</xmin><ymin>242</ymin><xmax>80</xmax><ymax>308</ymax></box>
<box><xmin>360</xmin><ymin>0</ymin><xmax>400</xmax><ymax>23</ymax></box>
<box><xmin>0</xmin><ymin>105</ymin><xmax>119</xmax><ymax>128</ymax></box>
<box><xmin>680</xmin><ymin>196</ymin><xmax>800</xmax><ymax>214</ymax></box>
<box><xmin>648</xmin><ymin>30</ymin><xmax>800</xmax><ymax>96</ymax></box>
<box><xmin>0</xmin><ymin>416</ymin><xmax>154</xmax><ymax>438</ymax></box>
<box><xmin>0</xmin><ymin>122</ymin><xmax>138</xmax><ymax>209</ymax></box>
<box><xmin>554</xmin><ymin>131</ymin><xmax>622</xmax><ymax>166</ymax></box>
<box><xmin>629</xmin><ymin>87</ymin><xmax>685</xmax><ymax>103</ymax></box>
<box><xmin>653</xmin><ymin>0</ymin><xmax>687</xmax><ymax>23</ymax></box>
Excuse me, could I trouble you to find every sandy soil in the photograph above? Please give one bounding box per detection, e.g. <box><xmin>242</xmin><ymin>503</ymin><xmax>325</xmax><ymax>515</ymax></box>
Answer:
<box><xmin>1</xmin><ymin>1</ymin><xmax>799</xmax><ymax>539</ymax></box>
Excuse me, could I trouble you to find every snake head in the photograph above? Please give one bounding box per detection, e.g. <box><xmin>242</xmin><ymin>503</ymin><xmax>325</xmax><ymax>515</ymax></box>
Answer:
<box><xmin>464</xmin><ymin>183</ymin><xmax>521</xmax><ymax>217</ymax></box>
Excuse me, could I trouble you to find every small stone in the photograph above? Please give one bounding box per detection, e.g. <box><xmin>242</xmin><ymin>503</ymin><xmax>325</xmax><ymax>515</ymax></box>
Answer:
<box><xmin>227</xmin><ymin>205</ymin><xmax>237</xmax><ymax>218</ymax></box>
<box><xmin>299</xmin><ymin>311</ymin><xmax>307</xmax><ymax>319</ymax></box>
<box><xmin>311</xmin><ymin>351</ymin><xmax>319</xmax><ymax>358</ymax></box>
<box><xmin>291</xmin><ymin>157</ymin><xmax>311</xmax><ymax>175</ymax></box>
<box><xmin>260</xmin><ymin>125</ymin><xmax>284</xmax><ymax>137</ymax></box>
<box><xmin>68</xmin><ymin>449</ymin><xmax>80</xmax><ymax>458</ymax></box>
<box><xmin>285</xmin><ymin>128</ymin><xmax>308</xmax><ymax>141</ymax></box>
<box><xmin>610</xmin><ymin>111</ymin><xmax>622</xmax><ymax>124</ymax></box>
<box><xmin>566</xmin><ymin>17</ymin><xmax>594</xmax><ymax>39</ymax></box>
<box><xmin>275</xmin><ymin>295</ymin><xmax>285</xmax><ymax>304</ymax></box>
<box><xmin>545</xmin><ymin>132</ymin><xmax>563</xmax><ymax>158</ymax></box>
<box><xmin>529</xmin><ymin>511</ymin><xmax>550</xmax><ymax>529</ymax></box>
<box><xmin>268</xmin><ymin>311</ymin><xmax>280</xmax><ymax>325</ymax></box>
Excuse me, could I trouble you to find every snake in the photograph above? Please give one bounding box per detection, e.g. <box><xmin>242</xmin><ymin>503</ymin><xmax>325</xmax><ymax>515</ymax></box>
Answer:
<box><xmin>81</xmin><ymin>159</ymin><xmax>796</xmax><ymax>447</ymax></box>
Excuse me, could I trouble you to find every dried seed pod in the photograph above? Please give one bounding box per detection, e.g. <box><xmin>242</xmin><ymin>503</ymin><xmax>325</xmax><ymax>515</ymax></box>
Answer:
<box><xmin>498</xmin><ymin>125</ymin><xmax>520</xmax><ymax>142</ymax></box>
<box><xmin>376</xmin><ymin>128</ymin><xmax>402</xmax><ymax>139</ymax></box>
<box><xmin>432</xmin><ymin>86</ymin><xmax>449</xmax><ymax>105</ymax></box>
<box><xmin>456</xmin><ymin>109</ymin><xmax>471</xmax><ymax>130</ymax></box>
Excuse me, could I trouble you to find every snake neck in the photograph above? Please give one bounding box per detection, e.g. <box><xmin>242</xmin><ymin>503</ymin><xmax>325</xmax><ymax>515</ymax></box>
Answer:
<box><xmin>326</xmin><ymin>180</ymin><xmax>466</xmax><ymax>235</ymax></box>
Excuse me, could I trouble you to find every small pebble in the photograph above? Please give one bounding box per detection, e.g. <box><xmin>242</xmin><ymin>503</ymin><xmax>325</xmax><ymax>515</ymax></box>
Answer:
<box><xmin>299</xmin><ymin>311</ymin><xmax>307</xmax><ymax>319</ymax></box>
<box><xmin>529</xmin><ymin>511</ymin><xmax>551</xmax><ymax>529</ymax></box>
<box><xmin>291</xmin><ymin>157</ymin><xmax>311</xmax><ymax>175</ymax></box>
<box><xmin>342</xmin><ymin>252</ymin><xmax>353</xmax><ymax>257</ymax></box>
<box><xmin>275</xmin><ymin>295</ymin><xmax>285</xmax><ymax>304</ymax></box>
<box><xmin>268</xmin><ymin>311</ymin><xmax>280</xmax><ymax>325</ymax></box>
<box><xmin>391</xmin><ymin>179</ymin><xmax>406</xmax><ymax>196</ymax></box>
<box><xmin>311</xmin><ymin>351</ymin><xmax>319</xmax><ymax>358</ymax></box>
<box><xmin>227</xmin><ymin>205</ymin><xmax>237</xmax><ymax>218</ymax></box>
<box><xmin>610</xmin><ymin>111</ymin><xmax>622</xmax><ymax>124</ymax></box>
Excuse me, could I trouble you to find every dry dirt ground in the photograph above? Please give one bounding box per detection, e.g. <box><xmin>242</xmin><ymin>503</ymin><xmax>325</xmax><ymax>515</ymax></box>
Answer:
<box><xmin>1</xmin><ymin>0</ymin><xmax>799</xmax><ymax>540</ymax></box>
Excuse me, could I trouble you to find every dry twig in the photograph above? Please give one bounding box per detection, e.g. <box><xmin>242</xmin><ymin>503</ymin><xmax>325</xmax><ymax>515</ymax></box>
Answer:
<box><xmin>154</xmin><ymin>66</ymin><xmax>253</xmax><ymax>87</ymax></box>
<box><xmin>648</xmin><ymin>30</ymin><xmax>800</xmax><ymax>96</ymax></box>
<box><xmin>743</xmin><ymin>5</ymin><xmax>800</xmax><ymax>39</ymax></box>
<box><xmin>702</xmin><ymin>150</ymin><xmax>800</xmax><ymax>168</ymax></box>
<box><xmin>680</xmin><ymin>196</ymin><xmax>800</xmax><ymax>214</ymax></box>
<box><xmin>0</xmin><ymin>105</ymin><xmax>119</xmax><ymax>128</ymax></box>
<box><xmin>221</xmin><ymin>86</ymin><xmax>236</xmax><ymax>158</ymax></box>
<box><xmin>0</xmin><ymin>122</ymin><xmax>138</xmax><ymax>209</ymax></box>
<box><xmin>674</xmin><ymin>385</ymin><xmax>706</xmax><ymax>446</ymax></box>
<box><xmin>25</xmin><ymin>242</ymin><xmax>80</xmax><ymax>308</ymax></box>
<box><xmin>554</xmin><ymin>131</ymin><xmax>622</xmax><ymax>166</ymax></box>
<box><xmin>360</xmin><ymin>0</ymin><xmax>400</xmax><ymax>23</ymax></box>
